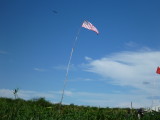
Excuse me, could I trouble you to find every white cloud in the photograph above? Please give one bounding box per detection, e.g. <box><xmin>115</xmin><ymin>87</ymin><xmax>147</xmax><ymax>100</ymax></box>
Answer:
<box><xmin>85</xmin><ymin>56</ymin><xmax>92</xmax><ymax>61</ymax></box>
<box><xmin>64</xmin><ymin>90</ymin><xmax>73</xmax><ymax>96</ymax></box>
<box><xmin>1</xmin><ymin>50</ymin><xmax>160</xmax><ymax>108</ymax></box>
<box><xmin>0</xmin><ymin>89</ymin><xmax>156</xmax><ymax>108</ymax></box>
<box><xmin>0</xmin><ymin>89</ymin><xmax>13</xmax><ymax>98</ymax></box>
<box><xmin>84</xmin><ymin>51</ymin><xmax>160</xmax><ymax>94</ymax></box>
<box><xmin>80</xmin><ymin>99</ymin><xmax>111</xmax><ymax>107</ymax></box>
<box><xmin>69</xmin><ymin>77</ymin><xmax>96</xmax><ymax>82</ymax></box>
<box><xmin>0</xmin><ymin>89</ymin><xmax>55</xmax><ymax>100</ymax></box>
<box><xmin>19</xmin><ymin>90</ymin><xmax>55</xmax><ymax>99</ymax></box>
<box><xmin>125</xmin><ymin>41</ymin><xmax>138</xmax><ymax>48</ymax></box>
<box><xmin>71</xmin><ymin>91</ymin><xmax>151</xmax><ymax>108</ymax></box>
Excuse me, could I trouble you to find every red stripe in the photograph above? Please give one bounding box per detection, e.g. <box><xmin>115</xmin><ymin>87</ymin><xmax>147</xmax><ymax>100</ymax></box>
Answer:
<box><xmin>82</xmin><ymin>21</ymin><xmax>99</xmax><ymax>34</ymax></box>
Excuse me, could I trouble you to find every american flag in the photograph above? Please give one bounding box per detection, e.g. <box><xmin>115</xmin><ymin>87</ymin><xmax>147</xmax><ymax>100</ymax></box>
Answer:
<box><xmin>82</xmin><ymin>20</ymin><xmax>99</xmax><ymax>34</ymax></box>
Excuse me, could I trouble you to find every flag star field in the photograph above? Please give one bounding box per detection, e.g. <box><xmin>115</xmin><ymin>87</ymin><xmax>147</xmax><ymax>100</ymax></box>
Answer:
<box><xmin>0</xmin><ymin>0</ymin><xmax>160</xmax><ymax>108</ymax></box>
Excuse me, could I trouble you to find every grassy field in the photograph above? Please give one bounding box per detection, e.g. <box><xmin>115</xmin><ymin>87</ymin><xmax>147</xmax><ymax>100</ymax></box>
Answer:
<box><xmin>0</xmin><ymin>97</ymin><xmax>160</xmax><ymax>120</ymax></box>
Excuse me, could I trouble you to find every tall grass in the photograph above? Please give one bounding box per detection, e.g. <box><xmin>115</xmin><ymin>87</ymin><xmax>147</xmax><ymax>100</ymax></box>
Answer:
<box><xmin>0</xmin><ymin>97</ymin><xmax>159</xmax><ymax>120</ymax></box>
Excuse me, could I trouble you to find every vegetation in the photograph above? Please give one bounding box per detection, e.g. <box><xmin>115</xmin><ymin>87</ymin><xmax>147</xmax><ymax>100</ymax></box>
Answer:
<box><xmin>0</xmin><ymin>97</ymin><xmax>160</xmax><ymax>120</ymax></box>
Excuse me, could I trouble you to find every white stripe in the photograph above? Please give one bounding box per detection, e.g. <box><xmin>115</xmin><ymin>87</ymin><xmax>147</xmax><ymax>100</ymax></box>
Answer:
<box><xmin>82</xmin><ymin>21</ymin><xmax>99</xmax><ymax>34</ymax></box>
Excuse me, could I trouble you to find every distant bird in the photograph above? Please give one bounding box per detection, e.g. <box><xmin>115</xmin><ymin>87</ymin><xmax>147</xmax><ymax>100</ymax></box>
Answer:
<box><xmin>52</xmin><ymin>10</ymin><xmax>58</xmax><ymax>14</ymax></box>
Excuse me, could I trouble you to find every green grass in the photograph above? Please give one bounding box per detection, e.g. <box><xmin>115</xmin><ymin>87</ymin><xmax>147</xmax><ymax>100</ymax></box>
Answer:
<box><xmin>0</xmin><ymin>97</ymin><xmax>160</xmax><ymax>120</ymax></box>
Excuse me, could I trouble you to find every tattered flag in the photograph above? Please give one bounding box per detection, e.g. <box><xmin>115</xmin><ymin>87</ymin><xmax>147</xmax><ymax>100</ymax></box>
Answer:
<box><xmin>156</xmin><ymin>66</ymin><xmax>160</xmax><ymax>74</ymax></box>
<box><xmin>82</xmin><ymin>20</ymin><xmax>99</xmax><ymax>34</ymax></box>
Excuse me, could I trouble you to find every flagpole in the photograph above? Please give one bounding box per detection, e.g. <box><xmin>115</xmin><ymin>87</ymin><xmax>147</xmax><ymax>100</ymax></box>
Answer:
<box><xmin>151</xmin><ymin>67</ymin><xmax>159</xmax><ymax>109</ymax></box>
<box><xmin>151</xmin><ymin>77</ymin><xmax>156</xmax><ymax>110</ymax></box>
<box><xmin>58</xmin><ymin>20</ymin><xmax>99</xmax><ymax>111</ymax></box>
<box><xmin>59</xmin><ymin>26</ymin><xmax>82</xmax><ymax>109</ymax></box>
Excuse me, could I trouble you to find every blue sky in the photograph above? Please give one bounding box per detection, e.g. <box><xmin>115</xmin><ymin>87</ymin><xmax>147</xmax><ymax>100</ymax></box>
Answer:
<box><xmin>1</xmin><ymin>0</ymin><xmax>160</xmax><ymax>108</ymax></box>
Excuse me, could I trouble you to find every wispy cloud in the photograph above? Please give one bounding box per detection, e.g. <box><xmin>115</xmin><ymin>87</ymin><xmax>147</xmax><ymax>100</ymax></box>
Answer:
<box><xmin>53</xmin><ymin>64</ymin><xmax>77</xmax><ymax>71</ymax></box>
<box><xmin>0</xmin><ymin>89</ymin><xmax>13</xmax><ymax>98</ymax></box>
<box><xmin>53</xmin><ymin>65</ymin><xmax>67</xmax><ymax>70</ymax></box>
<box><xmin>69</xmin><ymin>78</ymin><xmax>97</xmax><ymax>82</ymax></box>
<box><xmin>0</xmin><ymin>89</ymin><xmax>73</xmax><ymax>102</ymax></box>
<box><xmin>51</xmin><ymin>90</ymin><xmax>73</xmax><ymax>97</ymax></box>
<box><xmin>34</xmin><ymin>68</ymin><xmax>46</xmax><ymax>72</ymax></box>
<box><xmin>125</xmin><ymin>41</ymin><xmax>138</xmax><ymax>48</ymax></box>
<box><xmin>0</xmin><ymin>50</ymin><xmax>7</xmax><ymax>54</ymax></box>
<box><xmin>0</xmin><ymin>89</ymin><xmax>153</xmax><ymax>108</ymax></box>
<box><xmin>84</xmin><ymin>50</ymin><xmax>160</xmax><ymax>94</ymax></box>
<box><xmin>85</xmin><ymin>56</ymin><xmax>92</xmax><ymax>61</ymax></box>
<box><xmin>147</xmin><ymin>96</ymin><xmax>160</xmax><ymax>100</ymax></box>
<box><xmin>0</xmin><ymin>89</ymin><xmax>55</xmax><ymax>100</ymax></box>
<box><xmin>71</xmin><ymin>91</ymin><xmax>150</xmax><ymax>108</ymax></box>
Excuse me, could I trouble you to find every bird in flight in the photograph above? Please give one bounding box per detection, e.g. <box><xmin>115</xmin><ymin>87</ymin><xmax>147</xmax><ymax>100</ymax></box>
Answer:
<box><xmin>52</xmin><ymin>10</ymin><xmax>58</xmax><ymax>14</ymax></box>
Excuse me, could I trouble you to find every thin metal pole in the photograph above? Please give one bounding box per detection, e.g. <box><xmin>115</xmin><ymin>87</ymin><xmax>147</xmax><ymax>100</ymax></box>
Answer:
<box><xmin>151</xmin><ymin>76</ymin><xmax>157</xmax><ymax>109</ymax></box>
<box><xmin>59</xmin><ymin>27</ymin><xmax>81</xmax><ymax>109</ymax></box>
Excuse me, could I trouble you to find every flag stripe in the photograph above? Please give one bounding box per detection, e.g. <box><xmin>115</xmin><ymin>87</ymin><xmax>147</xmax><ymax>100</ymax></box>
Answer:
<box><xmin>82</xmin><ymin>20</ymin><xmax>99</xmax><ymax>34</ymax></box>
